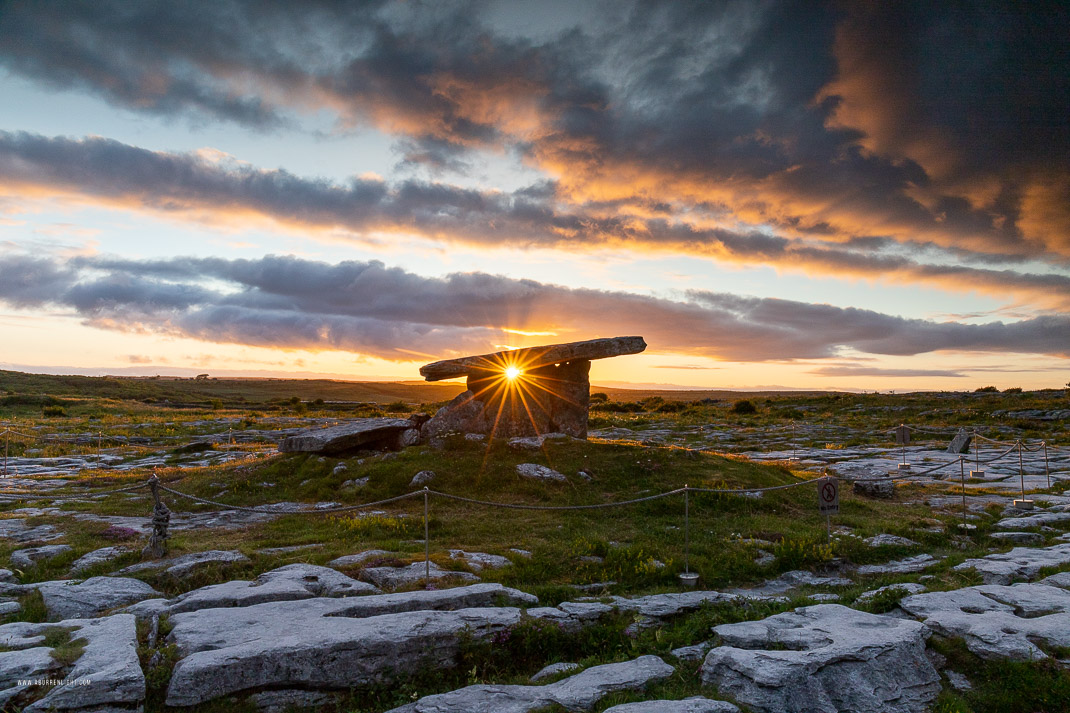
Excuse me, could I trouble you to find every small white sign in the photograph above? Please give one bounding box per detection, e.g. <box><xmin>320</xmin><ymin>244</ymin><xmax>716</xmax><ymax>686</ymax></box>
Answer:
<box><xmin>818</xmin><ymin>476</ymin><xmax>839</xmax><ymax>515</ymax></box>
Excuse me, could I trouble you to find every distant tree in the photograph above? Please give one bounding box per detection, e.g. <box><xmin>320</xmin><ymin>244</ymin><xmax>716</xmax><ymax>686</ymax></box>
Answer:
<box><xmin>974</xmin><ymin>386</ymin><xmax>998</xmax><ymax>393</ymax></box>
<box><xmin>1003</xmin><ymin>386</ymin><xmax>1023</xmax><ymax>394</ymax></box>
<box><xmin>590</xmin><ymin>392</ymin><xmax>609</xmax><ymax>403</ymax></box>
<box><xmin>195</xmin><ymin>373</ymin><xmax>209</xmax><ymax>380</ymax></box>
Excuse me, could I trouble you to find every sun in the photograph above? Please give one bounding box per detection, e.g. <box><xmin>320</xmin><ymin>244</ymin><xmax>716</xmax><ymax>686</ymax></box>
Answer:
<box><xmin>504</xmin><ymin>366</ymin><xmax>522</xmax><ymax>380</ymax></box>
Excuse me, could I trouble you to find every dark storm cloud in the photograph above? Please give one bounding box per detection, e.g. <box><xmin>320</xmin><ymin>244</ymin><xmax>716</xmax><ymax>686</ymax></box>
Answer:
<box><xmin>2</xmin><ymin>252</ymin><xmax>1067</xmax><ymax>362</ymax></box>
<box><xmin>3</xmin><ymin>131</ymin><xmax>1069</xmax><ymax>308</ymax></box>
<box><xmin>2</xmin><ymin>1</ymin><xmax>1066</xmax><ymax>261</ymax></box>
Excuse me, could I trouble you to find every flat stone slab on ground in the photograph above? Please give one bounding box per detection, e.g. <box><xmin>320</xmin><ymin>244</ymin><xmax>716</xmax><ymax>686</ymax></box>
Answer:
<box><xmin>604</xmin><ymin>699</ymin><xmax>740</xmax><ymax>713</ymax></box>
<box><xmin>449</xmin><ymin>550</ymin><xmax>512</xmax><ymax>571</ymax></box>
<box><xmin>328</xmin><ymin>549</ymin><xmax>395</xmax><ymax>568</ymax></box>
<box><xmin>901</xmin><ymin>583</ymin><xmax>1070</xmax><ymax>660</ymax></box>
<box><xmin>995</xmin><ymin>511</ymin><xmax>1070</xmax><ymax>530</ymax></box>
<box><xmin>119</xmin><ymin>549</ymin><xmax>249</xmax><ymax>577</ymax></box>
<box><xmin>0</xmin><ymin>613</ymin><xmax>144</xmax><ymax>712</ymax></box>
<box><xmin>70</xmin><ymin>545</ymin><xmax>130</xmax><ymax>574</ymax></box>
<box><xmin>165</xmin><ymin>603</ymin><xmax>524</xmax><ymax>707</ymax></box>
<box><xmin>388</xmin><ymin>655</ymin><xmax>673</xmax><ymax>712</ymax></box>
<box><xmin>732</xmin><ymin>569</ymin><xmax>852</xmax><ymax>598</ymax></box>
<box><xmin>29</xmin><ymin>576</ymin><xmax>162</xmax><ymax>620</ymax></box>
<box><xmin>588</xmin><ymin>590</ymin><xmax>743</xmax><ymax>619</ymax></box>
<box><xmin>361</xmin><ymin>561</ymin><xmax>480</xmax><ymax>589</ymax></box>
<box><xmin>863</xmin><ymin>534</ymin><xmax>919</xmax><ymax>548</ymax></box>
<box><xmin>279</xmin><ymin>418</ymin><xmax>417</xmax><ymax>454</ymax></box>
<box><xmin>989</xmin><ymin>531</ymin><xmax>1044</xmax><ymax>545</ymax></box>
<box><xmin>952</xmin><ymin>543</ymin><xmax>1070</xmax><ymax>584</ymax></box>
<box><xmin>701</xmin><ymin>604</ymin><xmax>939</xmax><ymax>713</ymax></box>
<box><xmin>10</xmin><ymin>544</ymin><xmax>71</xmax><ymax>569</ymax></box>
<box><xmin>516</xmin><ymin>463</ymin><xmax>567</xmax><ymax>482</ymax></box>
<box><xmin>855</xmin><ymin>582</ymin><xmax>927</xmax><ymax>604</ymax></box>
<box><xmin>856</xmin><ymin>554</ymin><xmax>938</xmax><ymax>576</ymax></box>
<box><xmin>530</xmin><ymin>662</ymin><xmax>580</xmax><ymax>682</ymax></box>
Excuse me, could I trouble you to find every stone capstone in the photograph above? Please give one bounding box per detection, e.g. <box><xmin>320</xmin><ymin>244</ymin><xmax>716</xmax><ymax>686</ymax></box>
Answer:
<box><xmin>387</xmin><ymin>655</ymin><xmax>674</xmax><ymax>713</ymax></box>
<box><xmin>164</xmin><ymin>603</ymin><xmax>525</xmax><ymax>706</ymax></box>
<box><xmin>700</xmin><ymin>604</ymin><xmax>939</xmax><ymax>713</ymax></box>
<box><xmin>419</xmin><ymin>336</ymin><xmax>647</xmax><ymax>381</ymax></box>
<box><xmin>280</xmin><ymin>418</ymin><xmax>419</xmax><ymax>455</ymax></box>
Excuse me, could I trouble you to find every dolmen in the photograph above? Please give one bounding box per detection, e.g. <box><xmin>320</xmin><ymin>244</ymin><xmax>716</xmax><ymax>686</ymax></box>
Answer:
<box><xmin>419</xmin><ymin>336</ymin><xmax>646</xmax><ymax>439</ymax></box>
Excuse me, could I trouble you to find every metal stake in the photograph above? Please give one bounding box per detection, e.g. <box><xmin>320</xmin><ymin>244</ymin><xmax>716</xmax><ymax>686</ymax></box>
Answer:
<box><xmin>959</xmin><ymin>456</ymin><xmax>967</xmax><ymax>529</ymax></box>
<box><xmin>423</xmin><ymin>487</ymin><xmax>430</xmax><ymax>581</ymax></box>
<box><xmin>684</xmin><ymin>485</ymin><xmax>690</xmax><ymax>574</ymax></box>
<box><xmin>1044</xmin><ymin>441</ymin><xmax>1050</xmax><ymax>489</ymax></box>
<box><xmin>1018</xmin><ymin>440</ymin><xmax>1025</xmax><ymax>500</ymax></box>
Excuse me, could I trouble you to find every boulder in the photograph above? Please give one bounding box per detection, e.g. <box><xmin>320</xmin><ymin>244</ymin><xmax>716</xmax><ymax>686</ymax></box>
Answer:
<box><xmin>280</xmin><ymin>418</ymin><xmax>417</xmax><ymax>454</ymax></box>
<box><xmin>10</xmin><ymin>544</ymin><xmax>72</xmax><ymax>570</ymax></box>
<box><xmin>900</xmin><ymin>583</ymin><xmax>1070</xmax><ymax>660</ymax></box>
<box><xmin>165</xmin><ymin>604</ymin><xmax>524</xmax><ymax>706</ymax></box>
<box><xmin>530</xmin><ymin>662</ymin><xmax>580</xmax><ymax>682</ymax></box>
<box><xmin>590</xmin><ymin>590</ymin><xmax>741</xmax><ymax>619</ymax></box>
<box><xmin>449</xmin><ymin>550</ymin><xmax>512</xmax><ymax>572</ymax></box>
<box><xmin>410</xmin><ymin>470</ymin><xmax>436</xmax><ymax>486</ymax></box>
<box><xmin>947</xmin><ymin>429</ymin><xmax>973</xmax><ymax>454</ymax></box>
<box><xmin>387</xmin><ymin>655</ymin><xmax>674</xmax><ymax>713</ymax></box>
<box><xmin>863</xmin><ymin>534</ymin><xmax>918</xmax><ymax>548</ymax></box>
<box><xmin>328</xmin><ymin>550</ymin><xmax>395</xmax><ymax>568</ymax></box>
<box><xmin>249</xmin><ymin>689</ymin><xmax>334</xmax><ymax>712</ymax></box>
<box><xmin>855</xmin><ymin>582</ymin><xmax>927</xmax><ymax>604</ymax></box>
<box><xmin>701</xmin><ymin>604</ymin><xmax>939</xmax><ymax>713</ymax></box>
<box><xmin>852</xmin><ymin>478</ymin><xmax>894</xmax><ymax>498</ymax></box>
<box><xmin>35</xmin><ymin>576</ymin><xmax>161</xmax><ymax>619</ymax></box>
<box><xmin>670</xmin><ymin>642</ymin><xmax>714</xmax><ymax>662</ymax></box>
<box><xmin>988</xmin><ymin>531</ymin><xmax>1044</xmax><ymax>545</ymax></box>
<box><xmin>995</xmin><ymin>511</ymin><xmax>1070</xmax><ymax>529</ymax></box>
<box><xmin>0</xmin><ymin>520</ymin><xmax>63</xmax><ymax>544</ymax></box>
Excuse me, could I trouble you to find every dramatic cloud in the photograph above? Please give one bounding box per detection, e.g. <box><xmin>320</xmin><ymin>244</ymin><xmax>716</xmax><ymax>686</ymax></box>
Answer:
<box><xmin>1</xmin><ymin>252</ymin><xmax>1068</xmax><ymax>363</ymax></box>
<box><xmin>2</xmin><ymin>0</ymin><xmax>1067</xmax><ymax>264</ymax></box>
<box><xmin>2</xmin><ymin>131</ymin><xmax>1068</xmax><ymax>308</ymax></box>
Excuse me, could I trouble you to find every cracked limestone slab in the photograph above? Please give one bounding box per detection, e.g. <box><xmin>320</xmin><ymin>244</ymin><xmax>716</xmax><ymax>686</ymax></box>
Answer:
<box><xmin>165</xmin><ymin>602</ymin><xmax>524</xmax><ymax>706</ymax></box>
<box><xmin>900</xmin><ymin>583</ymin><xmax>1070</xmax><ymax>660</ymax></box>
<box><xmin>24</xmin><ymin>576</ymin><xmax>162</xmax><ymax>620</ymax></box>
<box><xmin>604</xmin><ymin>698</ymin><xmax>740</xmax><ymax>713</ymax></box>
<box><xmin>700</xmin><ymin>604</ymin><xmax>939</xmax><ymax>713</ymax></box>
<box><xmin>387</xmin><ymin>655</ymin><xmax>674</xmax><ymax>713</ymax></box>
<box><xmin>952</xmin><ymin>543</ymin><xmax>1070</xmax><ymax>584</ymax></box>
<box><xmin>119</xmin><ymin>549</ymin><xmax>250</xmax><ymax>577</ymax></box>
<box><xmin>855</xmin><ymin>554</ymin><xmax>939</xmax><ymax>576</ymax></box>
<box><xmin>0</xmin><ymin>613</ymin><xmax>144</xmax><ymax>712</ymax></box>
<box><xmin>582</xmin><ymin>590</ymin><xmax>744</xmax><ymax>619</ymax></box>
<box><xmin>996</xmin><ymin>511</ymin><xmax>1070</xmax><ymax>529</ymax></box>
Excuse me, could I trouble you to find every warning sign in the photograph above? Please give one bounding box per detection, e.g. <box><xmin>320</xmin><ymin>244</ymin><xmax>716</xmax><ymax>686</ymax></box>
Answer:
<box><xmin>818</xmin><ymin>476</ymin><xmax>839</xmax><ymax>515</ymax></box>
<box><xmin>894</xmin><ymin>425</ymin><xmax>911</xmax><ymax>445</ymax></box>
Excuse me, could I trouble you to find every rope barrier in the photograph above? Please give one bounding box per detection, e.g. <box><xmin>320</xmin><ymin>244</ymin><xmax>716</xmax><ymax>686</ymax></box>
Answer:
<box><xmin>157</xmin><ymin>484</ymin><xmax>423</xmax><ymax>514</ymax></box>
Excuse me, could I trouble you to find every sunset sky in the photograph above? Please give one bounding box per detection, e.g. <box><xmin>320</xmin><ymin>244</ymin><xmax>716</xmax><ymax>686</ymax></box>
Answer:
<box><xmin>1</xmin><ymin>1</ymin><xmax>1067</xmax><ymax>391</ymax></box>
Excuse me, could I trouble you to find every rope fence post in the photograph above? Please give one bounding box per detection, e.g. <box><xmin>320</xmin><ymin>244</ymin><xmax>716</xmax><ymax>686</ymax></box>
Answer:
<box><xmin>143</xmin><ymin>469</ymin><xmax>171</xmax><ymax>558</ymax></box>
<box><xmin>1044</xmin><ymin>441</ymin><xmax>1050</xmax><ymax>489</ymax></box>
<box><xmin>958</xmin><ymin>456</ymin><xmax>969</xmax><ymax>531</ymax></box>
<box><xmin>1014</xmin><ymin>440</ymin><xmax>1032</xmax><ymax>509</ymax></box>
<box><xmin>684</xmin><ymin>485</ymin><xmax>690</xmax><ymax>574</ymax></box>
<box><xmin>423</xmin><ymin>487</ymin><xmax>430</xmax><ymax>581</ymax></box>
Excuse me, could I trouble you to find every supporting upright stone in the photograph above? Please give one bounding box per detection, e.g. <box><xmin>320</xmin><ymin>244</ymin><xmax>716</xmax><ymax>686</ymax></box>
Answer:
<box><xmin>419</xmin><ymin>337</ymin><xmax>645</xmax><ymax>440</ymax></box>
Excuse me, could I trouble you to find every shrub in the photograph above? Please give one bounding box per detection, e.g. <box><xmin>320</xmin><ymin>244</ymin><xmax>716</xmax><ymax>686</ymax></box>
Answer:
<box><xmin>1003</xmin><ymin>386</ymin><xmax>1023</xmax><ymax>394</ymax></box>
<box><xmin>974</xmin><ymin>386</ymin><xmax>998</xmax><ymax>393</ymax></box>
<box><xmin>731</xmin><ymin>400</ymin><xmax>757</xmax><ymax>415</ymax></box>
<box><xmin>590</xmin><ymin>392</ymin><xmax>609</xmax><ymax>403</ymax></box>
<box><xmin>42</xmin><ymin>405</ymin><xmax>67</xmax><ymax>417</ymax></box>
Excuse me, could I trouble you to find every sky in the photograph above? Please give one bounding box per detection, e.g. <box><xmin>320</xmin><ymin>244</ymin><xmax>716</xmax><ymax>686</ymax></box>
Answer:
<box><xmin>0</xmin><ymin>0</ymin><xmax>1067</xmax><ymax>391</ymax></box>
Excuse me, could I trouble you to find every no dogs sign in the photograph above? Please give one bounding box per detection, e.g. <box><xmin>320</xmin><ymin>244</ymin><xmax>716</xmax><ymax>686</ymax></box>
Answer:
<box><xmin>818</xmin><ymin>476</ymin><xmax>839</xmax><ymax>515</ymax></box>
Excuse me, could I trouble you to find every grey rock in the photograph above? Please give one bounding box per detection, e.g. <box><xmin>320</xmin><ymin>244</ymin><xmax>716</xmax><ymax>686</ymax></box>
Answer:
<box><xmin>410</xmin><ymin>470</ymin><xmax>436</xmax><ymax>486</ymax></box>
<box><xmin>332</xmin><ymin>463</ymin><xmax>348</xmax><ymax>475</ymax></box>
<box><xmin>362</xmin><ymin>561</ymin><xmax>480</xmax><ymax>589</ymax></box>
<box><xmin>952</xmin><ymin>543</ymin><xmax>1070</xmax><ymax>584</ymax></box>
<box><xmin>671</xmin><ymin>642</ymin><xmax>713</xmax><ymax>662</ymax></box>
<box><xmin>10</xmin><ymin>544</ymin><xmax>72</xmax><ymax>570</ymax></box>
<box><xmin>388</xmin><ymin>655</ymin><xmax>673</xmax><ymax>713</ymax></box>
<box><xmin>69</xmin><ymin>545</ymin><xmax>129</xmax><ymax>574</ymax></box>
<box><xmin>16</xmin><ymin>613</ymin><xmax>144</xmax><ymax>713</ymax></box>
<box><xmin>516</xmin><ymin>463</ymin><xmax>567</xmax><ymax>482</ymax></box>
<box><xmin>808</xmin><ymin>593</ymin><xmax>841</xmax><ymax>602</ymax></box>
<box><xmin>449</xmin><ymin>550</ymin><xmax>511</xmax><ymax>572</ymax></box>
<box><xmin>701</xmin><ymin>604</ymin><xmax>939</xmax><ymax>713</ymax></box>
<box><xmin>946</xmin><ymin>670</ymin><xmax>972</xmax><ymax>691</ymax></box>
<box><xmin>0</xmin><ymin>601</ymin><xmax>19</xmax><ymax>616</ymax></box>
<box><xmin>1041</xmin><ymin>571</ymin><xmax>1070</xmax><ymax>588</ymax></box>
<box><xmin>530</xmin><ymin>662</ymin><xmax>580</xmax><ymax>682</ymax></box>
<box><xmin>464</xmin><ymin>433</ymin><xmax>486</xmax><ymax>442</ymax></box>
<box><xmin>255</xmin><ymin>544</ymin><xmax>323</xmax><ymax>555</ymax></box>
<box><xmin>996</xmin><ymin>511</ymin><xmax>1070</xmax><ymax>529</ymax></box>
<box><xmin>989</xmin><ymin>531</ymin><xmax>1044</xmax><ymax>545</ymax></box>
<box><xmin>856</xmin><ymin>554</ymin><xmax>938</xmax><ymax>576</ymax></box>
<box><xmin>249</xmin><ymin>689</ymin><xmax>334</xmax><ymax>712</ymax></box>
<box><xmin>947</xmin><ymin>429</ymin><xmax>973</xmax><ymax>454</ymax></box>
<box><xmin>604</xmin><ymin>699</ymin><xmax>740</xmax><ymax>713</ymax></box>
<box><xmin>855</xmin><ymin>582</ymin><xmax>927</xmax><ymax>603</ymax></box>
<box><xmin>901</xmin><ymin>583</ymin><xmax>1070</xmax><ymax>660</ymax></box>
<box><xmin>734</xmin><ymin>570</ymin><xmax>852</xmax><ymax>597</ymax></box>
<box><xmin>163</xmin><ymin>564</ymin><xmax>379</xmax><ymax>615</ymax></box>
<box><xmin>328</xmin><ymin>550</ymin><xmax>395</xmax><ymax>568</ymax></box>
<box><xmin>35</xmin><ymin>576</ymin><xmax>162</xmax><ymax>619</ymax></box>
<box><xmin>119</xmin><ymin>549</ymin><xmax>249</xmax><ymax>577</ymax></box>
<box><xmin>0</xmin><ymin>520</ymin><xmax>63</xmax><ymax>544</ymax></box>
<box><xmin>753</xmin><ymin>550</ymin><xmax>775</xmax><ymax>566</ymax></box>
<box><xmin>343</xmin><ymin>477</ymin><xmax>370</xmax><ymax>488</ymax></box>
<box><xmin>0</xmin><ymin>647</ymin><xmax>57</xmax><ymax>708</ymax></box>
<box><xmin>165</xmin><ymin>604</ymin><xmax>524</xmax><ymax>706</ymax></box>
<box><xmin>591</xmin><ymin>590</ymin><xmax>740</xmax><ymax>619</ymax></box>
<box><xmin>400</xmin><ymin>428</ymin><xmax>422</xmax><ymax>447</ymax></box>
<box><xmin>853</xmin><ymin>478</ymin><xmax>895</xmax><ymax>498</ymax></box>
<box><xmin>863</xmin><ymin>534</ymin><xmax>919</xmax><ymax>548</ymax></box>
<box><xmin>0</xmin><ymin>569</ymin><xmax>14</xmax><ymax>583</ymax></box>
<box><xmin>280</xmin><ymin>418</ymin><xmax>417</xmax><ymax>454</ymax></box>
